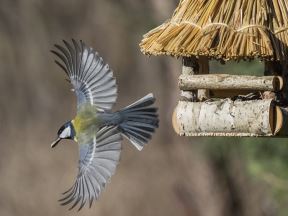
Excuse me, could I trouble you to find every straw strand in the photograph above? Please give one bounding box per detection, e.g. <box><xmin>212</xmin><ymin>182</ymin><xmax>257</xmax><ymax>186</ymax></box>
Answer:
<box><xmin>140</xmin><ymin>0</ymin><xmax>288</xmax><ymax>61</ymax></box>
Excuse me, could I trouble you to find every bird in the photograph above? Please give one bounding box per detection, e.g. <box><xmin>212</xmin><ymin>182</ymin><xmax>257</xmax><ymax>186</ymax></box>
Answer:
<box><xmin>51</xmin><ymin>39</ymin><xmax>159</xmax><ymax>210</ymax></box>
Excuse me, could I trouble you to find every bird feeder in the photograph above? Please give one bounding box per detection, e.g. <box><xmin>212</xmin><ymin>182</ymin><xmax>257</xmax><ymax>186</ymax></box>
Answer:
<box><xmin>140</xmin><ymin>0</ymin><xmax>288</xmax><ymax>137</ymax></box>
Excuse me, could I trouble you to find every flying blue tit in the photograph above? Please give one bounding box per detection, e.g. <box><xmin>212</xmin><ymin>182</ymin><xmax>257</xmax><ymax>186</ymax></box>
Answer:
<box><xmin>51</xmin><ymin>40</ymin><xmax>159</xmax><ymax>210</ymax></box>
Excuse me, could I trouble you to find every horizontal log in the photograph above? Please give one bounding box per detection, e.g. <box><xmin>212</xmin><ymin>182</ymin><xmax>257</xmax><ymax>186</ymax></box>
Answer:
<box><xmin>172</xmin><ymin>99</ymin><xmax>281</xmax><ymax>137</ymax></box>
<box><xmin>179</xmin><ymin>74</ymin><xmax>283</xmax><ymax>91</ymax></box>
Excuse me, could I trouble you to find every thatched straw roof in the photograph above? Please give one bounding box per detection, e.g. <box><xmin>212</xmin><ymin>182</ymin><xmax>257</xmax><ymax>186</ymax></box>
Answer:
<box><xmin>140</xmin><ymin>0</ymin><xmax>288</xmax><ymax>61</ymax></box>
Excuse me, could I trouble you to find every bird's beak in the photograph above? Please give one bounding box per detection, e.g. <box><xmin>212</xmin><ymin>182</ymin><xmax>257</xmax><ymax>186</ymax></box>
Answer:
<box><xmin>51</xmin><ymin>137</ymin><xmax>61</xmax><ymax>148</ymax></box>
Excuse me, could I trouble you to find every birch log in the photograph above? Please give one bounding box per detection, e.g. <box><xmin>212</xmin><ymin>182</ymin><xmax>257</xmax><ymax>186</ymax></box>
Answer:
<box><xmin>181</xmin><ymin>57</ymin><xmax>210</xmax><ymax>101</ymax></box>
<box><xmin>181</xmin><ymin>57</ymin><xmax>198</xmax><ymax>101</ymax></box>
<box><xmin>179</xmin><ymin>74</ymin><xmax>283</xmax><ymax>91</ymax></box>
<box><xmin>172</xmin><ymin>99</ymin><xmax>278</xmax><ymax>136</ymax></box>
<box><xmin>197</xmin><ymin>56</ymin><xmax>210</xmax><ymax>101</ymax></box>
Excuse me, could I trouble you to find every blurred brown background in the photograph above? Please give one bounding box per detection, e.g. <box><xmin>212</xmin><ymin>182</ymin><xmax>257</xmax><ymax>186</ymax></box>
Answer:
<box><xmin>0</xmin><ymin>0</ymin><xmax>288</xmax><ymax>216</ymax></box>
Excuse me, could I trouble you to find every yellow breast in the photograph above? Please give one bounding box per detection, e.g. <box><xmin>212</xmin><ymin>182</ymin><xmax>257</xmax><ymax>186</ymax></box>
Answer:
<box><xmin>71</xmin><ymin>104</ymin><xmax>100</xmax><ymax>137</ymax></box>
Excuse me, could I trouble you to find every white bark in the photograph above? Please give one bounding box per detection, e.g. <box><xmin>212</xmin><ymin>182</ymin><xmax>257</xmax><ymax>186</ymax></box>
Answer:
<box><xmin>197</xmin><ymin>57</ymin><xmax>210</xmax><ymax>101</ymax></box>
<box><xmin>181</xmin><ymin>57</ymin><xmax>197</xmax><ymax>101</ymax></box>
<box><xmin>173</xmin><ymin>99</ymin><xmax>277</xmax><ymax>136</ymax></box>
<box><xmin>179</xmin><ymin>74</ymin><xmax>283</xmax><ymax>91</ymax></box>
<box><xmin>182</xmin><ymin>57</ymin><xmax>209</xmax><ymax>101</ymax></box>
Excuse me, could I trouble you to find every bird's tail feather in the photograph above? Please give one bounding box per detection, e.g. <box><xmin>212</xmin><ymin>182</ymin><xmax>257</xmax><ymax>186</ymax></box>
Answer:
<box><xmin>118</xmin><ymin>93</ymin><xmax>158</xmax><ymax>151</ymax></box>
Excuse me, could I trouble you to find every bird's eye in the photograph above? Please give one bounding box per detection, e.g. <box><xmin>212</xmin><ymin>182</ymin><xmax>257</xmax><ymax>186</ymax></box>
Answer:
<box><xmin>58</xmin><ymin>127</ymin><xmax>64</xmax><ymax>135</ymax></box>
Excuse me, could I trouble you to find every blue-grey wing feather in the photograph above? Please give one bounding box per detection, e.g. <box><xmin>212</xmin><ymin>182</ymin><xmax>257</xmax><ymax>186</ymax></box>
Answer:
<box><xmin>52</xmin><ymin>39</ymin><xmax>118</xmax><ymax>111</ymax></box>
<box><xmin>59</xmin><ymin>126</ymin><xmax>122</xmax><ymax>210</ymax></box>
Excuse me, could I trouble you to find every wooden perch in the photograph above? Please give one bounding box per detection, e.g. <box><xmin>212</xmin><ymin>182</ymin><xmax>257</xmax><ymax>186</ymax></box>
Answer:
<box><xmin>181</xmin><ymin>57</ymin><xmax>198</xmax><ymax>101</ymax></box>
<box><xmin>181</xmin><ymin>57</ymin><xmax>210</xmax><ymax>102</ymax></box>
<box><xmin>179</xmin><ymin>74</ymin><xmax>283</xmax><ymax>92</ymax></box>
<box><xmin>172</xmin><ymin>99</ymin><xmax>287</xmax><ymax>137</ymax></box>
<box><xmin>197</xmin><ymin>57</ymin><xmax>210</xmax><ymax>101</ymax></box>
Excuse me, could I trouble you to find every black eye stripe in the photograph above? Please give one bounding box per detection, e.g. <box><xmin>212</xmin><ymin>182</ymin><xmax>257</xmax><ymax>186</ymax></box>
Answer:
<box><xmin>58</xmin><ymin>122</ymin><xmax>73</xmax><ymax>137</ymax></box>
<box><xmin>58</xmin><ymin>127</ymin><xmax>65</xmax><ymax>135</ymax></box>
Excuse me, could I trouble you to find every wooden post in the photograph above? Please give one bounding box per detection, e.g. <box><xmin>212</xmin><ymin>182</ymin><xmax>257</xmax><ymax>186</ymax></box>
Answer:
<box><xmin>181</xmin><ymin>57</ymin><xmax>198</xmax><ymax>101</ymax></box>
<box><xmin>277</xmin><ymin>107</ymin><xmax>288</xmax><ymax>136</ymax></box>
<box><xmin>197</xmin><ymin>56</ymin><xmax>210</xmax><ymax>101</ymax></box>
<box><xmin>264</xmin><ymin>61</ymin><xmax>282</xmax><ymax>76</ymax></box>
<box><xmin>181</xmin><ymin>56</ymin><xmax>210</xmax><ymax>102</ymax></box>
<box><xmin>279</xmin><ymin>61</ymin><xmax>288</xmax><ymax>105</ymax></box>
<box><xmin>264</xmin><ymin>61</ymin><xmax>287</xmax><ymax>104</ymax></box>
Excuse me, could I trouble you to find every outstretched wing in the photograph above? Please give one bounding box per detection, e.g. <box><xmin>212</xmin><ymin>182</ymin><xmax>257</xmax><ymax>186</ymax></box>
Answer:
<box><xmin>52</xmin><ymin>39</ymin><xmax>117</xmax><ymax>111</ymax></box>
<box><xmin>59</xmin><ymin>127</ymin><xmax>122</xmax><ymax>210</ymax></box>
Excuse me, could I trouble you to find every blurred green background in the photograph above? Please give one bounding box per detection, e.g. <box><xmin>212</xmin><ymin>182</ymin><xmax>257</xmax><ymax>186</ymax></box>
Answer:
<box><xmin>0</xmin><ymin>0</ymin><xmax>287</xmax><ymax>215</ymax></box>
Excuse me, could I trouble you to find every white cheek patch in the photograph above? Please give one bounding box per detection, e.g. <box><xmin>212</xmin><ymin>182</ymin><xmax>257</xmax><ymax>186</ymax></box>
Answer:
<box><xmin>60</xmin><ymin>127</ymin><xmax>71</xmax><ymax>138</ymax></box>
